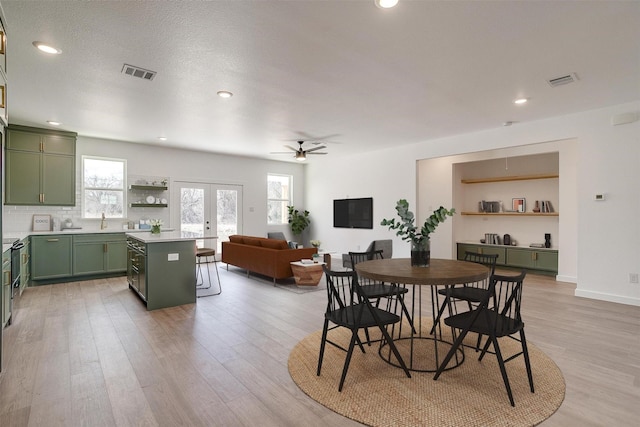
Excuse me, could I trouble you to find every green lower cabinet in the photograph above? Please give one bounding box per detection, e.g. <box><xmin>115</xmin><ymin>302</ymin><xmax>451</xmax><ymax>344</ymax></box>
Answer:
<box><xmin>457</xmin><ymin>243</ymin><xmax>506</xmax><ymax>265</ymax></box>
<box><xmin>506</xmin><ymin>248</ymin><xmax>558</xmax><ymax>272</ymax></box>
<box><xmin>31</xmin><ymin>235</ymin><xmax>73</xmax><ymax>280</ymax></box>
<box><xmin>73</xmin><ymin>234</ymin><xmax>127</xmax><ymax>276</ymax></box>
<box><xmin>2</xmin><ymin>250</ymin><xmax>11</xmax><ymax>327</ymax></box>
<box><xmin>19</xmin><ymin>238</ymin><xmax>30</xmax><ymax>294</ymax></box>
<box><xmin>457</xmin><ymin>242</ymin><xmax>558</xmax><ymax>274</ymax></box>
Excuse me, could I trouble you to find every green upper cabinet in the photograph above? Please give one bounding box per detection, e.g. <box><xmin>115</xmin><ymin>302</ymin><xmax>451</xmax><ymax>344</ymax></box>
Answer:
<box><xmin>5</xmin><ymin>125</ymin><xmax>77</xmax><ymax>206</ymax></box>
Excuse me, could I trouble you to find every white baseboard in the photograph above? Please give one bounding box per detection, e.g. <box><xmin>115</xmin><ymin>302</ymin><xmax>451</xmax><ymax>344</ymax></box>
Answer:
<box><xmin>574</xmin><ymin>289</ymin><xmax>640</xmax><ymax>307</ymax></box>
<box><xmin>556</xmin><ymin>274</ymin><xmax>577</xmax><ymax>283</ymax></box>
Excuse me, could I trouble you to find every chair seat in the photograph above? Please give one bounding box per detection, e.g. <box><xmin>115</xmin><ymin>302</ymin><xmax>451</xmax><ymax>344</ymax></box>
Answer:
<box><xmin>444</xmin><ymin>308</ymin><xmax>524</xmax><ymax>337</ymax></box>
<box><xmin>197</xmin><ymin>248</ymin><xmax>216</xmax><ymax>257</ymax></box>
<box><xmin>326</xmin><ymin>304</ymin><xmax>401</xmax><ymax>329</ymax></box>
<box><xmin>360</xmin><ymin>282</ymin><xmax>408</xmax><ymax>299</ymax></box>
<box><xmin>438</xmin><ymin>286</ymin><xmax>490</xmax><ymax>303</ymax></box>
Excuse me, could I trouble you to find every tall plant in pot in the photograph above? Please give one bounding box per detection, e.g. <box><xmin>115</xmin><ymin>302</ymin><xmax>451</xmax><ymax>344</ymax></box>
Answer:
<box><xmin>381</xmin><ymin>199</ymin><xmax>455</xmax><ymax>267</ymax></box>
<box><xmin>287</xmin><ymin>205</ymin><xmax>310</xmax><ymax>245</ymax></box>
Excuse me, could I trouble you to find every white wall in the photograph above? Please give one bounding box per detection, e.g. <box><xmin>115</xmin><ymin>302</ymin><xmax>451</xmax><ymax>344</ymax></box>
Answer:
<box><xmin>3</xmin><ymin>137</ymin><xmax>307</xmax><ymax>240</ymax></box>
<box><xmin>306</xmin><ymin>101</ymin><xmax>640</xmax><ymax>306</ymax></box>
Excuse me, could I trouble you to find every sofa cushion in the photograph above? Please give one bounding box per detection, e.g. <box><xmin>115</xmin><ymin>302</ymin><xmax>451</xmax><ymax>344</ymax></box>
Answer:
<box><xmin>229</xmin><ymin>235</ymin><xmax>244</xmax><ymax>243</ymax></box>
<box><xmin>262</xmin><ymin>239</ymin><xmax>288</xmax><ymax>250</ymax></box>
<box><xmin>244</xmin><ymin>237</ymin><xmax>262</xmax><ymax>246</ymax></box>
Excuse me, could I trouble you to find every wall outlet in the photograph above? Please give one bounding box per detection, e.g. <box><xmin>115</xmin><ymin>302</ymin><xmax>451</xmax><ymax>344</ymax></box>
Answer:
<box><xmin>168</xmin><ymin>253</ymin><xmax>179</xmax><ymax>261</ymax></box>
<box><xmin>630</xmin><ymin>273</ymin><xmax>639</xmax><ymax>284</ymax></box>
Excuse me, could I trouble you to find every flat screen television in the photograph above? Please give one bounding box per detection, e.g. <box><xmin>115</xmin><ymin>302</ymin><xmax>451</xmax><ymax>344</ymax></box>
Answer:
<box><xmin>333</xmin><ymin>197</ymin><xmax>373</xmax><ymax>229</ymax></box>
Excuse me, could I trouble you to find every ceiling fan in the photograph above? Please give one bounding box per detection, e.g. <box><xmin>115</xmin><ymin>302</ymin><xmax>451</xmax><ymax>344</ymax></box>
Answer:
<box><xmin>271</xmin><ymin>140</ymin><xmax>328</xmax><ymax>161</ymax></box>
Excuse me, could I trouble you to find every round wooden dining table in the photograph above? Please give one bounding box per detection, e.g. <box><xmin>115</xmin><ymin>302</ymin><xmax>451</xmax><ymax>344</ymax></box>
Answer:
<box><xmin>356</xmin><ymin>258</ymin><xmax>489</xmax><ymax>372</ymax></box>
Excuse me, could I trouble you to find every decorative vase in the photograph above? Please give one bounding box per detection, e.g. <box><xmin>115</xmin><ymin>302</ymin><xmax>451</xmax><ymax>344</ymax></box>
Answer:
<box><xmin>411</xmin><ymin>239</ymin><xmax>430</xmax><ymax>267</ymax></box>
<box><xmin>151</xmin><ymin>225</ymin><xmax>161</xmax><ymax>234</ymax></box>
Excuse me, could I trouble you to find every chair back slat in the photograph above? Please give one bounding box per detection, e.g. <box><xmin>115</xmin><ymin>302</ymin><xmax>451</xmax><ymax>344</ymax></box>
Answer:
<box><xmin>485</xmin><ymin>271</ymin><xmax>526</xmax><ymax>334</ymax></box>
<box><xmin>323</xmin><ymin>266</ymin><xmax>357</xmax><ymax>311</ymax></box>
<box><xmin>349</xmin><ymin>250</ymin><xmax>383</xmax><ymax>286</ymax></box>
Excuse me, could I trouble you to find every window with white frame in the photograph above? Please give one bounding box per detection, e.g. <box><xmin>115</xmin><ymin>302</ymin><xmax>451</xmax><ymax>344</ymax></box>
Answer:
<box><xmin>267</xmin><ymin>173</ymin><xmax>292</xmax><ymax>224</ymax></box>
<box><xmin>82</xmin><ymin>156</ymin><xmax>126</xmax><ymax>218</ymax></box>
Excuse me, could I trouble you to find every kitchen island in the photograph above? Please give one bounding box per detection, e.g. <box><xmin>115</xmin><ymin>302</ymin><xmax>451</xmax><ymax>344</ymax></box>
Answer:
<box><xmin>126</xmin><ymin>232</ymin><xmax>196</xmax><ymax>310</ymax></box>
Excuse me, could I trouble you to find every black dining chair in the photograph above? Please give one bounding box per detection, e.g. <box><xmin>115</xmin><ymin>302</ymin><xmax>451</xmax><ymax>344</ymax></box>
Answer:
<box><xmin>349</xmin><ymin>250</ymin><xmax>415</xmax><ymax>340</ymax></box>
<box><xmin>317</xmin><ymin>267</ymin><xmax>411</xmax><ymax>391</ymax></box>
<box><xmin>433</xmin><ymin>271</ymin><xmax>534</xmax><ymax>406</ymax></box>
<box><xmin>431</xmin><ymin>251</ymin><xmax>498</xmax><ymax>337</ymax></box>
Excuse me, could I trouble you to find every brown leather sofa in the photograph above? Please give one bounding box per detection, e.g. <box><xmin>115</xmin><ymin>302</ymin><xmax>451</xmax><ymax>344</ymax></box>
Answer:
<box><xmin>221</xmin><ymin>235</ymin><xmax>317</xmax><ymax>283</ymax></box>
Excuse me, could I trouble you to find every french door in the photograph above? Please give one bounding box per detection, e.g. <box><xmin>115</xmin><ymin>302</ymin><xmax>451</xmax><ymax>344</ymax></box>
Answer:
<box><xmin>173</xmin><ymin>182</ymin><xmax>242</xmax><ymax>255</ymax></box>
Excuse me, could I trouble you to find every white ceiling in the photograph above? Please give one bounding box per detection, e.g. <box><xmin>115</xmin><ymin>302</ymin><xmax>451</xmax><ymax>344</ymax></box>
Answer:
<box><xmin>3</xmin><ymin>1</ymin><xmax>640</xmax><ymax>162</ymax></box>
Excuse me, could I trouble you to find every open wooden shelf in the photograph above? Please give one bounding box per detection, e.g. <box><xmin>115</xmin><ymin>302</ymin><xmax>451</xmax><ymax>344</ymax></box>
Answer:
<box><xmin>461</xmin><ymin>212</ymin><xmax>559</xmax><ymax>217</ymax></box>
<box><xmin>129</xmin><ymin>184</ymin><xmax>168</xmax><ymax>191</ymax></box>
<box><xmin>461</xmin><ymin>173</ymin><xmax>559</xmax><ymax>184</ymax></box>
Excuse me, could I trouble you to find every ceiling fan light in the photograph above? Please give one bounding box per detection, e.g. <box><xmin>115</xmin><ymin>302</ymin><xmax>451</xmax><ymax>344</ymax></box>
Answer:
<box><xmin>295</xmin><ymin>152</ymin><xmax>306</xmax><ymax>161</ymax></box>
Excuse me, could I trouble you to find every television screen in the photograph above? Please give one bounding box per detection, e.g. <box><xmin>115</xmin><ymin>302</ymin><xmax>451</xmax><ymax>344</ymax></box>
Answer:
<box><xmin>333</xmin><ymin>198</ymin><xmax>373</xmax><ymax>229</ymax></box>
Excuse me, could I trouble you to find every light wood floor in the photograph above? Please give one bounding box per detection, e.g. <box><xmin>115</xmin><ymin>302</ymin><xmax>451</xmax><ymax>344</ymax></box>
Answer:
<box><xmin>0</xmin><ymin>265</ymin><xmax>638</xmax><ymax>426</ymax></box>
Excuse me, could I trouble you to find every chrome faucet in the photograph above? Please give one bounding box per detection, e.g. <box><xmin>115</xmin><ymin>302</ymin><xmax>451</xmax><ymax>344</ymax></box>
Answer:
<box><xmin>101</xmin><ymin>213</ymin><xmax>107</xmax><ymax>230</ymax></box>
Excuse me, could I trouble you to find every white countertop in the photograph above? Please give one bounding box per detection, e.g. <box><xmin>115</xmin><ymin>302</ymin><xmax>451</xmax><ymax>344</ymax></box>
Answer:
<box><xmin>126</xmin><ymin>231</ymin><xmax>196</xmax><ymax>244</ymax></box>
<box><xmin>458</xmin><ymin>241</ymin><xmax>558</xmax><ymax>251</ymax></box>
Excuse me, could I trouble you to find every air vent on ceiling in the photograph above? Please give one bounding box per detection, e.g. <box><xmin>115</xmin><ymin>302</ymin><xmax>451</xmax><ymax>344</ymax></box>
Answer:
<box><xmin>547</xmin><ymin>73</ymin><xmax>579</xmax><ymax>87</ymax></box>
<box><xmin>121</xmin><ymin>64</ymin><xmax>156</xmax><ymax>81</ymax></box>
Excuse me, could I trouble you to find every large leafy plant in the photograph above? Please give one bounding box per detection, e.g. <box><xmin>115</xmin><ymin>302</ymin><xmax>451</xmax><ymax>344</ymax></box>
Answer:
<box><xmin>287</xmin><ymin>205</ymin><xmax>310</xmax><ymax>236</ymax></box>
<box><xmin>381</xmin><ymin>199</ymin><xmax>455</xmax><ymax>244</ymax></box>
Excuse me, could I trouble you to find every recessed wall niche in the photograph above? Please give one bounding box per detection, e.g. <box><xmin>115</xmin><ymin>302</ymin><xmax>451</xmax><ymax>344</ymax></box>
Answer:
<box><xmin>453</xmin><ymin>152</ymin><xmax>559</xmax><ymax>248</ymax></box>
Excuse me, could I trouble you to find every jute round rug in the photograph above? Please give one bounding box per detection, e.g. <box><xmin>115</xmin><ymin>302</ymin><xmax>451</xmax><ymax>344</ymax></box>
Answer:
<box><xmin>288</xmin><ymin>320</ymin><xmax>565</xmax><ymax>427</ymax></box>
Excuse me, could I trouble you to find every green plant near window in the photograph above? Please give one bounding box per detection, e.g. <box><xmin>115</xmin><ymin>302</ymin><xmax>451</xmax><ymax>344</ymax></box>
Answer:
<box><xmin>287</xmin><ymin>205</ymin><xmax>310</xmax><ymax>236</ymax></box>
<box><xmin>380</xmin><ymin>199</ymin><xmax>455</xmax><ymax>245</ymax></box>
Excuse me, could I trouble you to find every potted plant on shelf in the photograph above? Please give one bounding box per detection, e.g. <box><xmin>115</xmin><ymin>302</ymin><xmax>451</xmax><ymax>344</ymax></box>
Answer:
<box><xmin>287</xmin><ymin>206</ymin><xmax>310</xmax><ymax>245</ymax></box>
<box><xmin>381</xmin><ymin>199</ymin><xmax>455</xmax><ymax>267</ymax></box>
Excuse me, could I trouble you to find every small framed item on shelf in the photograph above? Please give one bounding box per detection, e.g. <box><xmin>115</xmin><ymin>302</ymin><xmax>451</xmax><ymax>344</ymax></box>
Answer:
<box><xmin>512</xmin><ymin>198</ymin><xmax>526</xmax><ymax>213</ymax></box>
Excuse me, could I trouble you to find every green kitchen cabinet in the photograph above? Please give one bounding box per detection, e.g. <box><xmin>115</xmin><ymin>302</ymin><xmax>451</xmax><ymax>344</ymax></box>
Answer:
<box><xmin>2</xmin><ymin>249</ymin><xmax>11</xmax><ymax>327</ymax></box>
<box><xmin>73</xmin><ymin>233</ymin><xmax>127</xmax><ymax>276</ymax></box>
<box><xmin>31</xmin><ymin>235</ymin><xmax>73</xmax><ymax>280</ymax></box>
<box><xmin>5</xmin><ymin>125</ymin><xmax>76</xmax><ymax>206</ymax></box>
<box><xmin>19</xmin><ymin>238</ymin><xmax>30</xmax><ymax>294</ymax></box>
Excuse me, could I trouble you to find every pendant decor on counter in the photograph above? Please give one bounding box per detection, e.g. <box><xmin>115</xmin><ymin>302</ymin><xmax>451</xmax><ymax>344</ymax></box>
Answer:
<box><xmin>411</xmin><ymin>238</ymin><xmax>430</xmax><ymax>267</ymax></box>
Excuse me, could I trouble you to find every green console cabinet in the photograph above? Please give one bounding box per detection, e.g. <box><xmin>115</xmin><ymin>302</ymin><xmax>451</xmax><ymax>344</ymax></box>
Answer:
<box><xmin>31</xmin><ymin>235</ymin><xmax>73</xmax><ymax>280</ymax></box>
<box><xmin>457</xmin><ymin>242</ymin><xmax>558</xmax><ymax>275</ymax></box>
<box><xmin>5</xmin><ymin>125</ymin><xmax>77</xmax><ymax>206</ymax></box>
<box><xmin>73</xmin><ymin>233</ymin><xmax>127</xmax><ymax>276</ymax></box>
<box><xmin>506</xmin><ymin>247</ymin><xmax>558</xmax><ymax>273</ymax></box>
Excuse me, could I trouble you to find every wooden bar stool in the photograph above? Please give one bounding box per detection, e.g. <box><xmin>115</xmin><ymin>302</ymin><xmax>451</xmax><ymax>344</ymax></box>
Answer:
<box><xmin>196</xmin><ymin>247</ymin><xmax>221</xmax><ymax>297</ymax></box>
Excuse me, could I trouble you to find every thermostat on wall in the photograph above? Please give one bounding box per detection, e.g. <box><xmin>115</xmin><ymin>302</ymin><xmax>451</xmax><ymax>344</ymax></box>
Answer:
<box><xmin>594</xmin><ymin>194</ymin><xmax>606</xmax><ymax>201</ymax></box>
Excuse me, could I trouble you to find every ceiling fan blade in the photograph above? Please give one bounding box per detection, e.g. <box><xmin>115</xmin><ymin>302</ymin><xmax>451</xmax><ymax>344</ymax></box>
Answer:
<box><xmin>306</xmin><ymin>152</ymin><xmax>327</xmax><ymax>155</ymax></box>
<box><xmin>270</xmin><ymin>151</ymin><xmax>294</xmax><ymax>154</ymax></box>
<box><xmin>305</xmin><ymin>145</ymin><xmax>327</xmax><ymax>153</ymax></box>
<box><xmin>282</xmin><ymin>145</ymin><xmax>298</xmax><ymax>151</ymax></box>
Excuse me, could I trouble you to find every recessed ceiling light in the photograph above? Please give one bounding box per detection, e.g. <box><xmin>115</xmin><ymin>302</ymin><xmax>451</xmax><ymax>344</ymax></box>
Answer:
<box><xmin>158</xmin><ymin>137</ymin><xmax>167</xmax><ymax>141</ymax></box>
<box><xmin>217</xmin><ymin>91</ymin><xmax>233</xmax><ymax>99</ymax></box>
<box><xmin>46</xmin><ymin>120</ymin><xmax>61</xmax><ymax>126</ymax></box>
<box><xmin>375</xmin><ymin>0</ymin><xmax>399</xmax><ymax>8</ymax></box>
<box><xmin>514</xmin><ymin>98</ymin><xmax>528</xmax><ymax>105</ymax></box>
<box><xmin>32</xmin><ymin>41</ymin><xmax>62</xmax><ymax>54</ymax></box>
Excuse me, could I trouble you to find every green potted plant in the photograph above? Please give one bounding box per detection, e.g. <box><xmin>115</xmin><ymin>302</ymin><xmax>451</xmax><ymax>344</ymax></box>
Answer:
<box><xmin>287</xmin><ymin>206</ymin><xmax>311</xmax><ymax>243</ymax></box>
<box><xmin>381</xmin><ymin>199</ymin><xmax>455</xmax><ymax>266</ymax></box>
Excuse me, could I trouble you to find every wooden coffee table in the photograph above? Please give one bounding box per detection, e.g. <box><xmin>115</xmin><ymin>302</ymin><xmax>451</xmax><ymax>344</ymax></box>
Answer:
<box><xmin>290</xmin><ymin>261</ymin><xmax>325</xmax><ymax>286</ymax></box>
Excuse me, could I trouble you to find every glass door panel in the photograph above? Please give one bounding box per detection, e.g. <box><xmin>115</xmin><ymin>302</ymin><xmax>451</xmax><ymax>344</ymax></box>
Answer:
<box><xmin>175</xmin><ymin>182</ymin><xmax>242</xmax><ymax>255</ymax></box>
